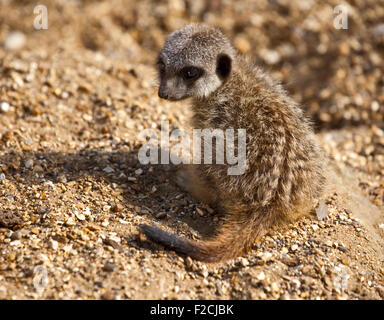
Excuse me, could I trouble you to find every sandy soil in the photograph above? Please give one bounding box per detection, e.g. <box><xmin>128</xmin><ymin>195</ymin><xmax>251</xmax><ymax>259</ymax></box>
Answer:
<box><xmin>0</xmin><ymin>0</ymin><xmax>383</xmax><ymax>299</ymax></box>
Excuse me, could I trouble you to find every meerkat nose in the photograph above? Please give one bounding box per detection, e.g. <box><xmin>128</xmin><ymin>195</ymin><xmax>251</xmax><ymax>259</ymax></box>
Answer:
<box><xmin>158</xmin><ymin>88</ymin><xmax>169</xmax><ymax>99</ymax></box>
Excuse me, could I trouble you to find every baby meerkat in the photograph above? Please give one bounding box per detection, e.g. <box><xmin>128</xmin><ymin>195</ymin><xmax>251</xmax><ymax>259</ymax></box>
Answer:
<box><xmin>140</xmin><ymin>24</ymin><xmax>325</xmax><ymax>262</ymax></box>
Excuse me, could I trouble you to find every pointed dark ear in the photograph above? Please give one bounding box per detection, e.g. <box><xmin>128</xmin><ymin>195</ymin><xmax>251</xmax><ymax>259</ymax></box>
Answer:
<box><xmin>216</xmin><ymin>53</ymin><xmax>232</xmax><ymax>79</ymax></box>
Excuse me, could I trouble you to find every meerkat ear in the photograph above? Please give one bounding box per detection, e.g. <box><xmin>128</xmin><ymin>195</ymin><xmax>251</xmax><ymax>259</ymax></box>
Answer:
<box><xmin>216</xmin><ymin>53</ymin><xmax>232</xmax><ymax>79</ymax></box>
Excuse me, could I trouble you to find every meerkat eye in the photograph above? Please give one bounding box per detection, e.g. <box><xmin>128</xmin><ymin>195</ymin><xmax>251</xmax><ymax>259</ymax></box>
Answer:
<box><xmin>180</xmin><ymin>67</ymin><xmax>203</xmax><ymax>81</ymax></box>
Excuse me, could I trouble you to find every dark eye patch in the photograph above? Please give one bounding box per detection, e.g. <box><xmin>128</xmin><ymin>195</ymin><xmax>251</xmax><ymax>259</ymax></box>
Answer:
<box><xmin>157</xmin><ymin>58</ymin><xmax>166</xmax><ymax>75</ymax></box>
<box><xmin>180</xmin><ymin>66</ymin><xmax>203</xmax><ymax>81</ymax></box>
<box><xmin>216</xmin><ymin>54</ymin><xmax>232</xmax><ymax>79</ymax></box>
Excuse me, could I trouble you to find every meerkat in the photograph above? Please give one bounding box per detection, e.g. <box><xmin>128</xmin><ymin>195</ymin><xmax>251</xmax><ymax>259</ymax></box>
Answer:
<box><xmin>139</xmin><ymin>24</ymin><xmax>325</xmax><ymax>263</ymax></box>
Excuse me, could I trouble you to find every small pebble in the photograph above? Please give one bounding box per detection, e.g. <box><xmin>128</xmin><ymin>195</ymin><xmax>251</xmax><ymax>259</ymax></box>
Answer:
<box><xmin>103</xmin><ymin>263</ymin><xmax>116</xmax><ymax>272</ymax></box>
<box><xmin>155</xmin><ymin>212</ymin><xmax>167</xmax><ymax>219</ymax></box>
<box><xmin>185</xmin><ymin>257</ymin><xmax>193</xmax><ymax>268</ymax></box>
<box><xmin>75</xmin><ymin>211</ymin><xmax>86</xmax><ymax>221</ymax></box>
<box><xmin>196</xmin><ymin>208</ymin><xmax>205</xmax><ymax>217</ymax></box>
<box><xmin>0</xmin><ymin>102</ymin><xmax>10</xmax><ymax>113</ymax></box>
<box><xmin>271</xmin><ymin>282</ymin><xmax>280</xmax><ymax>293</ymax></box>
<box><xmin>239</xmin><ymin>257</ymin><xmax>249</xmax><ymax>267</ymax></box>
<box><xmin>101</xmin><ymin>290</ymin><xmax>115</xmax><ymax>300</ymax></box>
<box><xmin>65</xmin><ymin>217</ymin><xmax>76</xmax><ymax>226</ymax></box>
<box><xmin>311</xmin><ymin>224</ymin><xmax>319</xmax><ymax>231</ymax></box>
<box><xmin>103</xmin><ymin>166</ymin><xmax>114</xmax><ymax>173</ymax></box>
<box><xmin>10</xmin><ymin>232</ymin><xmax>21</xmax><ymax>241</ymax></box>
<box><xmin>4</xmin><ymin>31</ymin><xmax>26</xmax><ymax>50</ymax></box>
<box><xmin>49</xmin><ymin>239</ymin><xmax>59</xmax><ymax>250</ymax></box>
<box><xmin>25</xmin><ymin>159</ymin><xmax>34</xmax><ymax>169</ymax></box>
<box><xmin>36</xmin><ymin>206</ymin><xmax>49</xmax><ymax>215</ymax></box>
<box><xmin>256</xmin><ymin>271</ymin><xmax>265</xmax><ymax>281</ymax></box>
<box><xmin>316</xmin><ymin>201</ymin><xmax>328</xmax><ymax>221</ymax></box>
<box><xmin>291</xmin><ymin>279</ymin><xmax>301</xmax><ymax>290</ymax></box>
<box><xmin>110</xmin><ymin>204</ymin><xmax>123</xmax><ymax>213</ymax></box>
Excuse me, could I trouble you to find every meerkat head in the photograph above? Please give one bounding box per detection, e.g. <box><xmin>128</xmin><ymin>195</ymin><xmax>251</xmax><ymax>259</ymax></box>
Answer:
<box><xmin>157</xmin><ymin>24</ymin><xmax>236</xmax><ymax>101</ymax></box>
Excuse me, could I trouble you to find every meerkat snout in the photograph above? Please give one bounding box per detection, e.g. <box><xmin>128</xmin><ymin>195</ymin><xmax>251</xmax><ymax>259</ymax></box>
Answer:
<box><xmin>158</xmin><ymin>86</ymin><xmax>169</xmax><ymax>100</ymax></box>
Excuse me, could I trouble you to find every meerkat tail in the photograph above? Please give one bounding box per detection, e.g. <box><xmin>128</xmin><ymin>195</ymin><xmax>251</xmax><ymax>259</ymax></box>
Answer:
<box><xmin>139</xmin><ymin>208</ymin><xmax>276</xmax><ymax>262</ymax></box>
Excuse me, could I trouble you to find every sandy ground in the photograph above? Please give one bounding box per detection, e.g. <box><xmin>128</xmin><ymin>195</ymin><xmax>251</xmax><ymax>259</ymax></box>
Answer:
<box><xmin>0</xmin><ymin>0</ymin><xmax>383</xmax><ymax>299</ymax></box>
